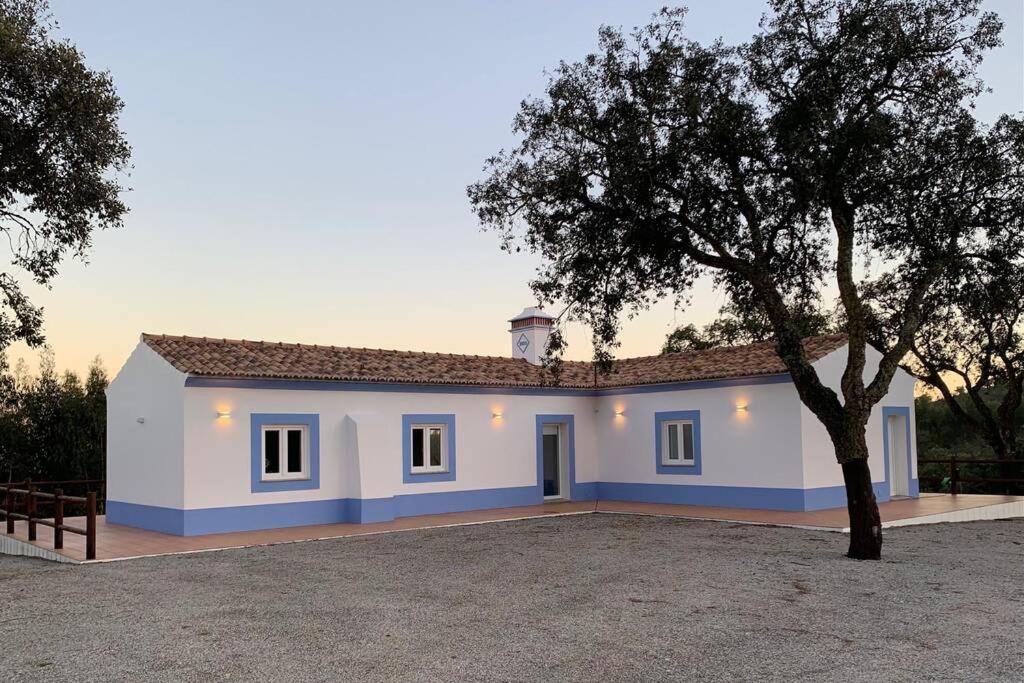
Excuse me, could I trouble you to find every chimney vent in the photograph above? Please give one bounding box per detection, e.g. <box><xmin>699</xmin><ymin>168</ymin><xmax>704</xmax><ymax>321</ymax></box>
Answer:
<box><xmin>509</xmin><ymin>307</ymin><xmax>554</xmax><ymax>365</ymax></box>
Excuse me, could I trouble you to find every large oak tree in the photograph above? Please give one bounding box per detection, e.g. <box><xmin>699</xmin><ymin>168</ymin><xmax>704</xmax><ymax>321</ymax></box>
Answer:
<box><xmin>0</xmin><ymin>0</ymin><xmax>130</xmax><ymax>353</ymax></box>
<box><xmin>469</xmin><ymin>0</ymin><xmax>1022</xmax><ymax>558</ymax></box>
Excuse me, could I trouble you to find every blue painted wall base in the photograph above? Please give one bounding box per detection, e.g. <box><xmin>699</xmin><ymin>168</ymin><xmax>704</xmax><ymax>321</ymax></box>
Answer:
<box><xmin>108</xmin><ymin>476</ymin><xmax>903</xmax><ymax>536</ymax></box>
<box><xmin>598</xmin><ymin>481</ymin><xmax>892</xmax><ymax>512</ymax></box>
<box><xmin>109</xmin><ymin>484</ymin><xmax>555</xmax><ymax>536</ymax></box>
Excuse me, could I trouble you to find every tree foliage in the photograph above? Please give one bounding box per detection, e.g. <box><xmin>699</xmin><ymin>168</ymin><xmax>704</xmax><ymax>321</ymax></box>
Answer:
<box><xmin>0</xmin><ymin>350</ymin><xmax>107</xmax><ymax>482</ymax></box>
<box><xmin>663</xmin><ymin>300</ymin><xmax>837</xmax><ymax>353</ymax></box>
<box><xmin>916</xmin><ymin>388</ymin><xmax>1024</xmax><ymax>461</ymax></box>
<box><xmin>871</xmin><ymin>252</ymin><xmax>1024</xmax><ymax>461</ymax></box>
<box><xmin>0</xmin><ymin>0</ymin><xmax>130</xmax><ymax>351</ymax></box>
<box><xmin>469</xmin><ymin>0</ymin><xmax>1022</xmax><ymax>558</ymax></box>
<box><xmin>915</xmin><ymin>387</ymin><xmax>1024</xmax><ymax>494</ymax></box>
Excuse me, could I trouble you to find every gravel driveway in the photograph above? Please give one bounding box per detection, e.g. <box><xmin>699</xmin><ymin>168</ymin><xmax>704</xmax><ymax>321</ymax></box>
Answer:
<box><xmin>1</xmin><ymin>514</ymin><xmax>1021</xmax><ymax>682</ymax></box>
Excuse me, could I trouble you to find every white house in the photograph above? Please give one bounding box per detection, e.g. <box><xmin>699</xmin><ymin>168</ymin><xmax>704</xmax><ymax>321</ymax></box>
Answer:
<box><xmin>105</xmin><ymin>308</ymin><xmax>918</xmax><ymax>536</ymax></box>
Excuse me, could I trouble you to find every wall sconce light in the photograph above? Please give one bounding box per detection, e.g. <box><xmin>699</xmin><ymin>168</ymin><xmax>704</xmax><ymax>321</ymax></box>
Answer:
<box><xmin>614</xmin><ymin>408</ymin><xmax>626</xmax><ymax>417</ymax></box>
<box><xmin>491</xmin><ymin>411</ymin><xmax>503</xmax><ymax>420</ymax></box>
<box><xmin>736</xmin><ymin>403</ymin><xmax>749</xmax><ymax>413</ymax></box>
<box><xmin>136</xmin><ymin>417</ymin><xmax>145</xmax><ymax>424</ymax></box>
<box><xmin>216</xmin><ymin>409</ymin><xmax>232</xmax><ymax>419</ymax></box>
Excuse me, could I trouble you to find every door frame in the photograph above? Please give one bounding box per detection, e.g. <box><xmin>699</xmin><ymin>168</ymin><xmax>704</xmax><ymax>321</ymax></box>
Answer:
<box><xmin>881</xmin><ymin>406</ymin><xmax>913</xmax><ymax>498</ymax></box>
<box><xmin>535</xmin><ymin>415</ymin><xmax>576</xmax><ymax>501</ymax></box>
<box><xmin>541</xmin><ymin>423</ymin><xmax>566</xmax><ymax>499</ymax></box>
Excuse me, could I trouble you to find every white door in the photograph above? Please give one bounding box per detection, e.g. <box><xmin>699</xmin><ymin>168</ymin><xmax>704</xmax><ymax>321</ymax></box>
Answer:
<box><xmin>888</xmin><ymin>415</ymin><xmax>909</xmax><ymax>497</ymax></box>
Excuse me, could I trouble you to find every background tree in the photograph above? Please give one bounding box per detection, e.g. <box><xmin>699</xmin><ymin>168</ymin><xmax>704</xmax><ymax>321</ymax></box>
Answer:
<box><xmin>0</xmin><ymin>349</ymin><xmax>107</xmax><ymax>482</ymax></box>
<box><xmin>914</xmin><ymin>389</ymin><xmax>1023</xmax><ymax>494</ymax></box>
<box><xmin>470</xmin><ymin>0</ymin><xmax>1021</xmax><ymax>559</ymax></box>
<box><xmin>869</xmin><ymin>254</ymin><xmax>1024</xmax><ymax>487</ymax></box>
<box><xmin>0</xmin><ymin>0</ymin><xmax>130</xmax><ymax>353</ymax></box>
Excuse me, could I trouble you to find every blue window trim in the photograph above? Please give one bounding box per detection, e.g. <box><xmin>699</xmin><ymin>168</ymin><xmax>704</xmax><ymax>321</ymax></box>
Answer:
<box><xmin>654</xmin><ymin>410</ymin><xmax>702</xmax><ymax>475</ymax></box>
<box><xmin>250</xmin><ymin>413</ymin><xmax>320</xmax><ymax>493</ymax></box>
<box><xmin>402</xmin><ymin>414</ymin><xmax>457</xmax><ymax>483</ymax></box>
<box><xmin>535</xmin><ymin>414</ymin><xmax>577</xmax><ymax>500</ymax></box>
<box><xmin>881</xmin><ymin>406</ymin><xmax>916</xmax><ymax>496</ymax></box>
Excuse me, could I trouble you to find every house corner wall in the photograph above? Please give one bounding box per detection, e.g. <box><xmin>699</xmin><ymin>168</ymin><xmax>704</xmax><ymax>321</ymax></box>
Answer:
<box><xmin>105</xmin><ymin>342</ymin><xmax>187</xmax><ymax>533</ymax></box>
<box><xmin>593</xmin><ymin>378</ymin><xmax>809</xmax><ymax>510</ymax></box>
<box><xmin>801</xmin><ymin>345</ymin><xmax>919</xmax><ymax>509</ymax></box>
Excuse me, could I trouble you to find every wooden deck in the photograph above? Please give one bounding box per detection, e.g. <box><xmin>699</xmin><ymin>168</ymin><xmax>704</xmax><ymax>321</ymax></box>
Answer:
<box><xmin>3</xmin><ymin>493</ymin><xmax>1022</xmax><ymax>563</ymax></box>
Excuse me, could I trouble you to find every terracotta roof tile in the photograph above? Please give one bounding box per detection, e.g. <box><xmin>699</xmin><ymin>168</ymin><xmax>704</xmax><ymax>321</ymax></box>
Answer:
<box><xmin>141</xmin><ymin>333</ymin><xmax>847</xmax><ymax>390</ymax></box>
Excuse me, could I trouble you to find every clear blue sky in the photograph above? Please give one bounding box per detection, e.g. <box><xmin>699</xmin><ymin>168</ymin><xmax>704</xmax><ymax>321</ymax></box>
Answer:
<box><xmin>16</xmin><ymin>1</ymin><xmax>1024</xmax><ymax>375</ymax></box>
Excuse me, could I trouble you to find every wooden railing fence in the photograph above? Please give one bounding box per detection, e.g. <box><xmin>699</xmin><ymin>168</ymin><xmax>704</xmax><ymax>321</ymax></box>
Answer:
<box><xmin>917</xmin><ymin>458</ymin><xmax>1024</xmax><ymax>495</ymax></box>
<box><xmin>0</xmin><ymin>479</ymin><xmax>103</xmax><ymax>560</ymax></box>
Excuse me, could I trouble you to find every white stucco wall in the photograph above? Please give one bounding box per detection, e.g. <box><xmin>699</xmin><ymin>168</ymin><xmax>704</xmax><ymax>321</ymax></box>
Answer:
<box><xmin>105</xmin><ymin>341</ymin><xmax>186</xmax><ymax>508</ymax></box>
<box><xmin>105</xmin><ymin>337</ymin><xmax>920</xmax><ymax>530</ymax></box>
<box><xmin>594</xmin><ymin>380</ymin><xmax>805</xmax><ymax>489</ymax></box>
<box><xmin>801</xmin><ymin>345</ymin><xmax>918</xmax><ymax>491</ymax></box>
<box><xmin>182</xmin><ymin>385</ymin><xmax>598</xmax><ymax>510</ymax></box>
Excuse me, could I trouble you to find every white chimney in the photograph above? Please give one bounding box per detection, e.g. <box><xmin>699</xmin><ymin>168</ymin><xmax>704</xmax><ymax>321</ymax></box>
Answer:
<box><xmin>509</xmin><ymin>307</ymin><xmax>555</xmax><ymax>365</ymax></box>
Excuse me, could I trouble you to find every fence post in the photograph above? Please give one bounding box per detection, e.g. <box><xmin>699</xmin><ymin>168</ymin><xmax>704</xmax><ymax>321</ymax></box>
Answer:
<box><xmin>949</xmin><ymin>457</ymin><xmax>959</xmax><ymax>496</ymax></box>
<box><xmin>4</xmin><ymin>486</ymin><xmax>12</xmax><ymax>534</ymax></box>
<box><xmin>26</xmin><ymin>480</ymin><xmax>36</xmax><ymax>541</ymax></box>
<box><xmin>53</xmin><ymin>488</ymin><xmax>64</xmax><ymax>550</ymax></box>
<box><xmin>86</xmin><ymin>492</ymin><xmax>96</xmax><ymax>561</ymax></box>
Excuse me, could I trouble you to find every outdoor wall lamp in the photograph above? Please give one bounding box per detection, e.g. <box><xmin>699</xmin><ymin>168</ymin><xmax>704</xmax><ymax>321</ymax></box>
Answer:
<box><xmin>216</xmin><ymin>409</ymin><xmax>232</xmax><ymax>419</ymax></box>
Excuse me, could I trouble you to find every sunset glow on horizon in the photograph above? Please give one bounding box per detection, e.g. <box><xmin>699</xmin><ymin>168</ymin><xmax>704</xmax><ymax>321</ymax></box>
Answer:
<box><xmin>9</xmin><ymin>0</ymin><xmax>1021</xmax><ymax>378</ymax></box>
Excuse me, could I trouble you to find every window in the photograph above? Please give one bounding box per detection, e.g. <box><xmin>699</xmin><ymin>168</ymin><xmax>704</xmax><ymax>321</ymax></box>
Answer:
<box><xmin>409</xmin><ymin>423</ymin><xmax>447</xmax><ymax>473</ymax></box>
<box><xmin>250</xmin><ymin>413</ymin><xmax>319</xmax><ymax>493</ymax></box>
<box><xmin>661</xmin><ymin>420</ymin><xmax>695</xmax><ymax>466</ymax></box>
<box><xmin>402</xmin><ymin>414</ymin><xmax>456</xmax><ymax>483</ymax></box>
<box><xmin>261</xmin><ymin>424</ymin><xmax>309</xmax><ymax>481</ymax></box>
<box><xmin>654</xmin><ymin>410</ymin><xmax>702</xmax><ymax>475</ymax></box>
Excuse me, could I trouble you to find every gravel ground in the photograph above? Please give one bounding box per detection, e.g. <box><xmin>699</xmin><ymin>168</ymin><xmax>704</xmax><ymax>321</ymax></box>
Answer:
<box><xmin>0</xmin><ymin>514</ymin><xmax>1022</xmax><ymax>682</ymax></box>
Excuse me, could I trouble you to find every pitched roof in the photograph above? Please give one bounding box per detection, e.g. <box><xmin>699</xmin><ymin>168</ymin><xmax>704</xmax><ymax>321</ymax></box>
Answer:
<box><xmin>587</xmin><ymin>334</ymin><xmax>848</xmax><ymax>388</ymax></box>
<box><xmin>141</xmin><ymin>333</ymin><xmax>847</xmax><ymax>390</ymax></box>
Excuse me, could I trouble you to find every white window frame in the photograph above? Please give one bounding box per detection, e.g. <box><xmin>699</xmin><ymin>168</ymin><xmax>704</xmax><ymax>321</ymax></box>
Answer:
<box><xmin>409</xmin><ymin>423</ymin><xmax>448</xmax><ymax>474</ymax></box>
<box><xmin>661</xmin><ymin>419</ymin><xmax>696</xmax><ymax>467</ymax></box>
<box><xmin>261</xmin><ymin>424</ymin><xmax>310</xmax><ymax>482</ymax></box>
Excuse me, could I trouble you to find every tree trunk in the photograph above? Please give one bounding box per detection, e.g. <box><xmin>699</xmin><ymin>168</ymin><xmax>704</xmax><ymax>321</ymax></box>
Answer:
<box><xmin>842</xmin><ymin>457</ymin><xmax>882</xmax><ymax>560</ymax></box>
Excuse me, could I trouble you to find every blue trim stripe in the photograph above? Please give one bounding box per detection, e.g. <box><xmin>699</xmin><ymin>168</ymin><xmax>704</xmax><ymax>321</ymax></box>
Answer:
<box><xmin>107</xmin><ymin>485</ymin><xmax>548</xmax><ymax>536</ymax></box>
<box><xmin>187</xmin><ymin>376</ymin><xmax>590</xmax><ymax>396</ymax></box>
<box><xmin>402</xmin><ymin>414</ymin><xmax>457</xmax><ymax>483</ymax></box>
<box><xmin>106</xmin><ymin>500</ymin><xmax>185</xmax><ymax>536</ymax></box>
<box><xmin>249</xmin><ymin>413</ymin><xmax>320</xmax><ymax>493</ymax></box>
<box><xmin>598</xmin><ymin>481</ymin><xmax>889</xmax><ymax>512</ymax></box>
<box><xmin>801</xmin><ymin>482</ymin><xmax>890</xmax><ymax>511</ymax></box>
<box><xmin>599</xmin><ymin>482</ymin><xmax>803</xmax><ymax>510</ymax></box>
<box><xmin>394</xmin><ymin>485</ymin><xmax>538</xmax><ymax>518</ymax></box>
<box><xmin>348</xmin><ymin>487</ymin><xmax>551</xmax><ymax>524</ymax></box>
<box><xmin>185</xmin><ymin>373</ymin><xmax>792</xmax><ymax>397</ymax></box>
<box><xmin>108</xmin><ymin>478</ymin><xmax>891</xmax><ymax>536</ymax></box>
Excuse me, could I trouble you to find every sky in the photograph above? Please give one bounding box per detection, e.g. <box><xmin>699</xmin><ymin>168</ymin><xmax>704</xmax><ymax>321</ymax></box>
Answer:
<box><xmin>10</xmin><ymin>0</ymin><xmax>1024</xmax><ymax>377</ymax></box>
